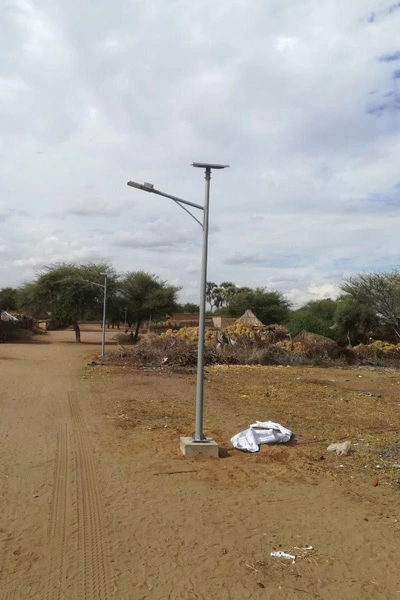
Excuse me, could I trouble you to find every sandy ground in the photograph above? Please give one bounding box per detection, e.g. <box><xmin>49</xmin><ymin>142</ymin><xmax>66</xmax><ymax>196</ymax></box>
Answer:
<box><xmin>0</xmin><ymin>325</ymin><xmax>400</xmax><ymax>599</ymax></box>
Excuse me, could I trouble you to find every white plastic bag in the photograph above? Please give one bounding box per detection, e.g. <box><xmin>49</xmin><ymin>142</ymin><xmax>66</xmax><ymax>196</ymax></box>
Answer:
<box><xmin>231</xmin><ymin>421</ymin><xmax>292</xmax><ymax>453</ymax></box>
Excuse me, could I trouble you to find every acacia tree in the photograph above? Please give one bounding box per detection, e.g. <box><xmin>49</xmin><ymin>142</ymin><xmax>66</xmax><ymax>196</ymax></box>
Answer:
<box><xmin>334</xmin><ymin>295</ymin><xmax>380</xmax><ymax>344</ymax></box>
<box><xmin>18</xmin><ymin>263</ymin><xmax>118</xmax><ymax>342</ymax></box>
<box><xmin>0</xmin><ymin>287</ymin><xmax>18</xmax><ymax>311</ymax></box>
<box><xmin>121</xmin><ymin>271</ymin><xmax>179</xmax><ymax>343</ymax></box>
<box><xmin>341</xmin><ymin>271</ymin><xmax>400</xmax><ymax>338</ymax></box>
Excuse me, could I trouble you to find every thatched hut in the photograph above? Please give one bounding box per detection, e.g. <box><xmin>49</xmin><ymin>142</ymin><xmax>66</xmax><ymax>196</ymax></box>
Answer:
<box><xmin>236</xmin><ymin>309</ymin><xmax>264</xmax><ymax>327</ymax></box>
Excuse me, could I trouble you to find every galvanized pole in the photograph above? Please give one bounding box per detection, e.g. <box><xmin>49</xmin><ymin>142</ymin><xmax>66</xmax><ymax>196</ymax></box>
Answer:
<box><xmin>193</xmin><ymin>167</ymin><xmax>211</xmax><ymax>442</ymax></box>
<box><xmin>101</xmin><ymin>273</ymin><xmax>107</xmax><ymax>357</ymax></box>
<box><xmin>127</xmin><ymin>164</ymin><xmax>228</xmax><ymax>448</ymax></box>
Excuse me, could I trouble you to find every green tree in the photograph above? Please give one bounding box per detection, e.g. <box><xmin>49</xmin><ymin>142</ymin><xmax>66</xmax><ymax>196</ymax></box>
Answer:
<box><xmin>206</xmin><ymin>282</ymin><xmax>224</xmax><ymax>312</ymax></box>
<box><xmin>206</xmin><ymin>281</ymin><xmax>240</xmax><ymax>312</ymax></box>
<box><xmin>0</xmin><ymin>287</ymin><xmax>18</xmax><ymax>311</ymax></box>
<box><xmin>334</xmin><ymin>295</ymin><xmax>380</xmax><ymax>344</ymax></box>
<box><xmin>174</xmin><ymin>302</ymin><xmax>199</xmax><ymax>313</ymax></box>
<box><xmin>18</xmin><ymin>263</ymin><xmax>119</xmax><ymax>342</ymax></box>
<box><xmin>341</xmin><ymin>271</ymin><xmax>400</xmax><ymax>338</ymax></box>
<box><xmin>286</xmin><ymin>299</ymin><xmax>337</xmax><ymax>338</ymax></box>
<box><xmin>17</xmin><ymin>282</ymin><xmax>46</xmax><ymax>318</ymax></box>
<box><xmin>219</xmin><ymin>282</ymin><xmax>238</xmax><ymax>305</ymax></box>
<box><xmin>227</xmin><ymin>288</ymin><xmax>290</xmax><ymax>324</ymax></box>
<box><xmin>121</xmin><ymin>271</ymin><xmax>179</xmax><ymax>343</ymax></box>
<box><xmin>106</xmin><ymin>292</ymin><xmax>126</xmax><ymax>328</ymax></box>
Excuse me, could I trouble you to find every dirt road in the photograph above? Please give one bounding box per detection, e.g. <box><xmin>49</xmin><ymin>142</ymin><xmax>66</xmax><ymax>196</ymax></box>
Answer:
<box><xmin>0</xmin><ymin>327</ymin><xmax>399</xmax><ymax>599</ymax></box>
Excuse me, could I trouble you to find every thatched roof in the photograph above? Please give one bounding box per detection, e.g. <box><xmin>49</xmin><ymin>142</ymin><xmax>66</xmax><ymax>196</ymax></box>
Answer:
<box><xmin>236</xmin><ymin>309</ymin><xmax>264</xmax><ymax>327</ymax></box>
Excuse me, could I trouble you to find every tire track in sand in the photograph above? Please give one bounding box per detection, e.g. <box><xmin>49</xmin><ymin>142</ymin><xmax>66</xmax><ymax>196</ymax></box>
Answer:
<box><xmin>0</xmin><ymin>591</ymin><xmax>18</xmax><ymax>599</ymax></box>
<box><xmin>45</xmin><ymin>423</ymin><xmax>71</xmax><ymax>600</ymax></box>
<box><xmin>69</xmin><ymin>392</ymin><xmax>111</xmax><ymax>600</ymax></box>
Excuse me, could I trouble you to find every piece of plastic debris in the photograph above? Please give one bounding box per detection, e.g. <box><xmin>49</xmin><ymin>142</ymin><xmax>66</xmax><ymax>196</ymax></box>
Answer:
<box><xmin>294</xmin><ymin>545</ymin><xmax>313</xmax><ymax>551</ymax></box>
<box><xmin>393</xmin><ymin>464</ymin><xmax>400</xmax><ymax>469</ymax></box>
<box><xmin>231</xmin><ymin>421</ymin><xmax>292</xmax><ymax>453</ymax></box>
<box><xmin>270</xmin><ymin>551</ymin><xmax>296</xmax><ymax>564</ymax></box>
<box><xmin>336</xmin><ymin>464</ymin><xmax>345</xmax><ymax>468</ymax></box>
<box><xmin>327</xmin><ymin>441</ymin><xmax>351</xmax><ymax>456</ymax></box>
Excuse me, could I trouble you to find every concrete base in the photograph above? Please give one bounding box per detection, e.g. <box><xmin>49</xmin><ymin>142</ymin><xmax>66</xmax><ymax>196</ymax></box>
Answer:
<box><xmin>180</xmin><ymin>436</ymin><xmax>219</xmax><ymax>458</ymax></box>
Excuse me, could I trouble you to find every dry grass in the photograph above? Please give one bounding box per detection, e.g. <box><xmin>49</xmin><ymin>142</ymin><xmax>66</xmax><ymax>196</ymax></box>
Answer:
<box><xmin>104</xmin><ymin>331</ymin><xmax>400</xmax><ymax>372</ymax></box>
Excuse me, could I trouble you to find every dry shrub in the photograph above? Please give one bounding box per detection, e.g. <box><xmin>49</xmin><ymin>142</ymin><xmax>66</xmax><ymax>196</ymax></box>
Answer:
<box><xmin>353</xmin><ymin>343</ymin><xmax>400</xmax><ymax>367</ymax></box>
<box><xmin>105</xmin><ymin>331</ymin><xmax>400</xmax><ymax>370</ymax></box>
<box><xmin>107</xmin><ymin>336</ymin><xmax>219</xmax><ymax>368</ymax></box>
<box><xmin>106</xmin><ymin>334</ymin><xmax>311</xmax><ymax>369</ymax></box>
<box><xmin>294</xmin><ymin>330</ymin><xmax>336</xmax><ymax>348</ymax></box>
<box><xmin>326</xmin><ymin>346</ymin><xmax>357</xmax><ymax>364</ymax></box>
<box><xmin>246</xmin><ymin>345</ymin><xmax>310</xmax><ymax>366</ymax></box>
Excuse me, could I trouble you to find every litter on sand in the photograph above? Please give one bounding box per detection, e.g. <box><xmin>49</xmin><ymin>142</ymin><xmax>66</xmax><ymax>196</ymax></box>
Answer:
<box><xmin>270</xmin><ymin>551</ymin><xmax>296</xmax><ymax>564</ymax></box>
<box><xmin>231</xmin><ymin>421</ymin><xmax>292</xmax><ymax>453</ymax></box>
<box><xmin>327</xmin><ymin>440</ymin><xmax>351</xmax><ymax>456</ymax></box>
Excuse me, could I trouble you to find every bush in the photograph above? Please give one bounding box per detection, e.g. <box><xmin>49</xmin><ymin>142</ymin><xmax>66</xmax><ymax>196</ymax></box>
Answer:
<box><xmin>286</xmin><ymin>313</ymin><xmax>335</xmax><ymax>339</ymax></box>
<box><xmin>106</xmin><ymin>333</ymin><xmax>311</xmax><ymax>368</ymax></box>
<box><xmin>105</xmin><ymin>331</ymin><xmax>400</xmax><ymax>370</ymax></box>
<box><xmin>0</xmin><ymin>320</ymin><xmax>32</xmax><ymax>342</ymax></box>
<box><xmin>246</xmin><ymin>346</ymin><xmax>309</xmax><ymax>366</ymax></box>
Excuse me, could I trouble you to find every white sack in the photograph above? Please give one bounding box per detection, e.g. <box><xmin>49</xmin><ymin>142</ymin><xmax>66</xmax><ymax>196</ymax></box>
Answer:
<box><xmin>231</xmin><ymin>421</ymin><xmax>292</xmax><ymax>453</ymax></box>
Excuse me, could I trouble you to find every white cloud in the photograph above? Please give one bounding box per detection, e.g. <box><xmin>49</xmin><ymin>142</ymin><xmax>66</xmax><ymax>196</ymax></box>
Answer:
<box><xmin>1</xmin><ymin>0</ymin><xmax>400</xmax><ymax>306</ymax></box>
<box><xmin>275</xmin><ymin>36</ymin><xmax>298</xmax><ymax>51</ymax></box>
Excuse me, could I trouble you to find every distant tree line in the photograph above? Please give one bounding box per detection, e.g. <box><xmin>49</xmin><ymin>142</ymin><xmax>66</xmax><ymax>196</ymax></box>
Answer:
<box><xmin>1</xmin><ymin>263</ymin><xmax>179</xmax><ymax>343</ymax></box>
<box><xmin>205</xmin><ymin>271</ymin><xmax>400</xmax><ymax>345</ymax></box>
<box><xmin>2</xmin><ymin>267</ymin><xmax>400</xmax><ymax>345</ymax></box>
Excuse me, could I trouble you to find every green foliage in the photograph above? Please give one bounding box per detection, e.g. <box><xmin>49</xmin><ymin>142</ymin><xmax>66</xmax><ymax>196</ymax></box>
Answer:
<box><xmin>227</xmin><ymin>288</ymin><xmax>291</xmax><ymax>324</ymax></box>
<box><xmin>0</xmin><ymin>287</ymin><xmax>18</xmax><ymax>311</ymax></box>
<box><xmin>341</xmin><ymin>270</ymin><xmax>400</xmax><ymax>337</ymax></box>
<box><xmin>302</xmin><ymin>299</ymin><xmax>337</xmax><ymax>321</ymax></box>
<box><xmin>286</xmin><ymin>312</ymin><xmax>335</xmax><ymax>338</ymax></box>
<box><xmin>18</xmin><ymin>263</ymin><xmax>118</xmax><ymax>341</ymax></box>
<box><xmin>286</xmin><ymin>299</ymin><xmax>337</xmax><ymax>338</ymax></box>
<box><xmin>206</xmin><ymin>281</ymin><xmax>240</xmax><ymax>311</ymax></box>
<box><xmin>17</xmin><ymin>282</ymin><xmax>47</xmax><ymax>318</ymax></box>
<box><xmin>174</xmin><ymin>302</ymin><xmax>199</xmax><ymax>313</ymax></box>
<box><xmin>121</xmin><ymin>271</ymin><xmax>179</xmax><ymax>341</ymax></box>
<box><xmin>334</xmin><ymin>295</ymin><xmax>380</xmax><ymax>344</ymax></box>
<box><xmin>205</xmin><ymin>282</ymin><xmax>221</xmax><ymax>311</ymax></box>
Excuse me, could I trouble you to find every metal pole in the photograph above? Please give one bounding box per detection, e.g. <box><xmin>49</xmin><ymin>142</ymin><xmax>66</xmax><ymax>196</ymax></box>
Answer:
<box><xmin>124</xmin><ymin>308</ymin><xmax>127</xmax><ymax>329</ymax></box>
<box><xmin>101</xmin><ymin>274</ymin><xmax>107</xmax><ymax>356</ymax></box>
<box><xmin>193</xmin><ymin>167</ymin><xmax>211</xmax><ymax>442</ymax></box>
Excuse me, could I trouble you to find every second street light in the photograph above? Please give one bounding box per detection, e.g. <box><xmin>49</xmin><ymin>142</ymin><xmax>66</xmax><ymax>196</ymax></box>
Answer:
<box><xmin>127</xmin><ymin>162</ymin><xmax>229</xmax><ymax>457</ymax></box>
<box><xmin>82</xmin><ymin>272</ymin><xmax>111</xmax><ymax>357</ymax></box>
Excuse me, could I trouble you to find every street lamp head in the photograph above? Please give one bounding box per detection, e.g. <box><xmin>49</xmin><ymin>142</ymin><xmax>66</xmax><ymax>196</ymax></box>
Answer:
<box><xmin>192</xmin><ymin>162</ymin><xmax>230</xmax><ymax>170</ymax></box>
<box><xmin>127</xmin><ymin>181</ymin><xmax>154</xmax><ymax>191</ymax></box>
<box><xmin>100</xmin><ymin>272</ymin><xmax>112</xmax><ymax>276</ymax></box>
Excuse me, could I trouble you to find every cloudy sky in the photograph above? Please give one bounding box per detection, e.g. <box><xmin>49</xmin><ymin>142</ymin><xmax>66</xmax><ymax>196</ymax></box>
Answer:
<box><xmin>1</xmin><ymin>0</ymin><xmax>400</xmax><ymax>306</ymax></box>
